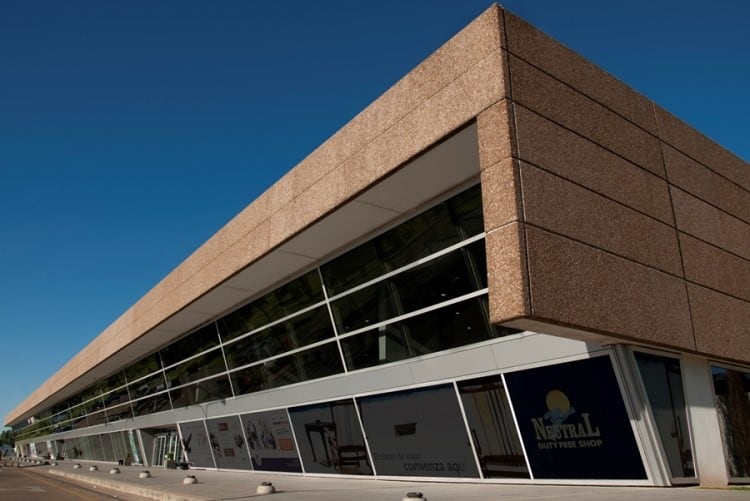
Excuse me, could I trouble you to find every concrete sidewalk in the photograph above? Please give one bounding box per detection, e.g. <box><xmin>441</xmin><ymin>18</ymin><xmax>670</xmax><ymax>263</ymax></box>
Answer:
<box><xmin>25</xmin><ymin>461</ymin><xmax>748</xmax><ymax>501</ymax></box>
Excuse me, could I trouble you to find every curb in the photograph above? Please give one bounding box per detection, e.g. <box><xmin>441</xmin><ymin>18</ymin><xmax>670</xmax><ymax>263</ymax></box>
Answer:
<box><xmin>47</xmin><ymin>468</ymin><xmax>206</xmax><ymax>501</ymax></box>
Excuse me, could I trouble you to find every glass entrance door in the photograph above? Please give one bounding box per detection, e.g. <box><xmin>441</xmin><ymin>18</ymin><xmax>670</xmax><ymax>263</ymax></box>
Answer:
<box><xmin>152</xmin><ymin>435</ymin><xmax>167</xmax><ymax>467</ymax></box>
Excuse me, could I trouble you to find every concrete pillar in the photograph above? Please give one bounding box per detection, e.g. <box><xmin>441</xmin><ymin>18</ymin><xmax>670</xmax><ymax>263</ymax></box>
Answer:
<box><xmin>681</xmin><ymin>355</ymin><xmax>729</xmax><ymax>486</ymax></box>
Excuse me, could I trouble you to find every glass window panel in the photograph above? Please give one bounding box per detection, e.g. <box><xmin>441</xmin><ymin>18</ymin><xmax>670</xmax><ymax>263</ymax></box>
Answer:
<box><xmin>341</xmin><ymin>324</ymin><xmax>410</xmax><ymax>371</ymax></box>
<box><xmin>712</xmin><ymin>366</ymin><xmax>750</xmax><ymax>478</ymax></box>
<box><xmin>169</xmin><ymin>375</ymin><xmax>233</xmax><ymax>408</ymax></box>
<box><xmin>219</xmin><ymin>270</ymin><xmax>325</xmax><ymax>343</ymax></box>
<box><xmin>458</xmin><ymin>375</ymin><xmax>529</xmax><ymax>478</ymax></box>
<box><xmin>377</xmin><ymin>202</ymin><xmax>459</xmax><ymax>272</ymax></box>
<box><xmin>132</xmin><ymin>393</ymin><xmax>172</xmax><ymax>417</ymax></box>
<box><xmin>240</xmin><ymin>409</ymin><xmax>302</xmax><ymax>472</ymax></box>
<box><xmin>179</xmin><ymin>420</ymin><xmax>215</xmax><ymax>468</ymax></box>
<box><xmin>230</xmin><ymin>366</ymin><xmax>264</xmax><ymax>396</ymax></box>
<box><xmin>341</xmin><ymin>297</ymin><xmax>518</xmax><ymax>372</ymax></box>
<box><xmin>111</xmin><ymin>432</ymin><xmax>129</xmax><ymax>464</ymax></box>
<box><xmin>635</xmin><ymin>352</ymin><xmax>695</xmax><ymax>478</ymax></box>
<box><xmin>103</xmin><ymin>386</ymin><xmax>130</xmax><ymax>409</ymax></box>
<box><xmin>331</xmin><ymin>281</ymin><xmax>396</xmax><ymax>334</ymax></box>
<box><xmin>165</xmin><ymin>347</ymin><xmax>227</xmax><ymax>388</ymax></box>
<box><xmin>402</xmin><ymin>297</ymin><xmax>502</xmax><ymax>356</ymax></box>
<box><xmin>126</xmin><ymin>430</ymin><xmax>143</xmax><ymax>465</ymax></box>
<box><xmin>224</xmin><ymin>306</ymin><xmax>334</xmax><ymax>370</ymax></box>
<box><xmin>290</xmin><ymin>399</ymin><xmax>372</xmax><ymax>475</ymax></box>
<box><xmin>275</xmin><ymin>269</ymin><xmax>324</xmax><ymax>314</ymax></box>
<box><xmin>98</xmin><ymin>372</ymin><xmax>127</xmax><ymax>395</ymax></box>
<box><xmin>321</xmin><ymin>241</ymin><xmax>386</xmax><ymax>297</ymax></box>
<box><xmin>358</xmin><ymin>384</ymin><xmax>479</xmax><ymax>478</ymax></box>
<box><xmin>89</xmin><ymin>434</ymin><xmax>105</xmax><ymax>461</ymax></box>
<box><xmin>391</xmin><ymin>242</ymin><xmax>486</xmax><ymax>313</ymax></box>
<box><xmin>129</xmin><ymin>373</ymin><xmax>167</xmax><ymax>399</ymax></box>
<box><xmin>100</xmin><ymin>432</ymin><xmax>115</xmax><ymax>462</ymax></box>
<box><xmin>125</xmin><ymin>354</ymin><xmax>162</xmax><ymax>383</ymax></box>
<box><xmin>86</xmin><ymin>409</ymin><xmax>108</xmax><ymax>427</ymax></box>
<box><xmin>206</xmin><ymin>416</ymin><xmax>253</xmax><ymax>470</ymax></box>
<box><xmin>161</xmin><ymin>323</ymin><xmax>220</xmax><ymax>367</ymax></box>
<box><xmin>106</xmin><ymin>403</ymin><xmax>133</xmax><ymax>423</ymax></box>
<box><xmin>448</xmin><ymin>184</ymin><xmax>484</xmax><ymax>238</ymax></box>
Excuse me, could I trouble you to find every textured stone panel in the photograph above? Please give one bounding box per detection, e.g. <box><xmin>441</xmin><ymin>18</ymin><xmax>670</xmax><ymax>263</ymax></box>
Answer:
<box><xmin>680</xmin><ymin>233</ymin><xmax>750</xmax><ymax>302</ymax></box>
<box><xmin>525</xmin><ymin>226</ymin><xmax>694</xmax><ymax>350</ymax></box>
<box><xmin>486</xmin><ymin>222</ymin><xmax>530</xmax><ymax>324</ymax></box>
<box><xmin>477</xmin><ymin>99</ymin><xmax>515</xmax><ymax>169</ymax></box>
<box><xmin>514</xmin><ymin>105</ymin><xmax>672</xmax><ymax>223</ymax></box>
<box><xmin>349</xmin><ymin>50</ymin><xmax>506</xmax><ymax>193</ymax></box>
<box><xmin>689</xmin><ymin>283</ymin><xmax>750</xmax><ymax>363</ymax></box>
<box><xmin>504</xmin><ymin>11</ymin><xmax>657</xmax><ymax>134</ymax></box>
<box><xmin>509</xmin><ymin>55</ymin><xmax>664</xmax><ymax>177</ymax></box>
<box><xmin>481</xmin><ymin>156</ymin><xmax>521</xmax><ymax>232</ymax></box>
<box><xmin>663</xmin><ymin>143</ymin><xmax>750</xmax><ymax>224</ymax></box>
<box><xmin>672</xmin><ymin>187</ymin><xmax>750</xmax><ymax>261</ymax></box>
<box><xmin>521</xmin><ymin>163</ymin><xmax>682</xmax><ymax>275</ymax></box>
<box><xmin>655</xmin><ymin>105</ymin><xmax>750</xmax><ymax>191</ymax></box>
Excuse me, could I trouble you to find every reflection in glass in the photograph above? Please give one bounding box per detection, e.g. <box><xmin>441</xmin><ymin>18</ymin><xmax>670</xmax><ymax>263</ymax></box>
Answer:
<box><xmin>635</xmin><ymin>352</ymin><xmax>695</xmax><ymax>477</ymax></box>
<box><xmin>341</xmin><ymin>297</ymin><xmax>517</xmax><ymax>371</ymax></box>
<box><xmin>217</xmin><ymin>270</ymin><xmax>324</xmax><ymax>342</ymax></box>
<box><xmin>161</xmin><ymin>323</ymin><xmax>220</xmax><ymax>367</ymax></box>
<box><xmin>106</xmin><ymin>403</ymin><xmax>133</xmax><ymax>423</ymax></box>
<box><xmin>230</xmin><ymin>342</ymin><xmax>344</xmax><ymax>396</ymax></box>
<box><xmin>712</xmin><ymin>366</ymin><xmax>750</xmax><ymax>477</ymax></box>
<box><xmin>321</xmin><ymin>185</ymin><xmax>483</xmax><ymax>296</ymax></box>
<box><xmin>358</xmin><ymin>385</ymin><xmax>479</xmax><ymax>478</ymax></box>
<box><xmin>169</xmin><ymin>375</ymin><xmax>233</xmax><ymax>408</ymax></box>
<box><xmin>458</xmin><ymin>376</ymin><xmax>529</xmax><ymax>478</ymax></box>
<box><xmin>290</xmin><ymin>399</ymin><xmax>372</xmax><ymax>475</ymax></box>
<box><xmin>224</xmin><ymin>306</ymin><xmax>334</xmax><ymax>370</ymax></box>
<box><xmin>166</xmin><ymin>348</ymin><xmax>227</xmax><ymax>388</ymax></box>
<box><xmin>132</xmin><ymin>393</ymin><xmax>172</xmax><ymax>417</ymax></box>
<box><xmin>125</xmin><ymin>354</ymin><xmax>162</xmax><ymax>384</ymax></box>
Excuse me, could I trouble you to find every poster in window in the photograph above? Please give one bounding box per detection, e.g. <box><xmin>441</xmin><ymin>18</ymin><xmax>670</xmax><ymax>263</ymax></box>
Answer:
<box><xmin>504</xmin><ymin>356</ymin><xmax>646</xmax><ymax>479</ymax></box>
<box><xmin>358</xmin><ymin>384</ymin><xmax>479</xmax><ymax>478</ymax></box>
<box><xmin>206</xmin><ymin>415</ymin><xmax>253</xmax><ymax>470</ymax></box>
<box><xmin>240</xmin><ymin>409</ymin><xmax>302</xmax><ymax>472</ymax></box>
<box><xmin>179</xmin><ymin>420</ymin><xmax>215</xmax><ymax>468</ymax></box>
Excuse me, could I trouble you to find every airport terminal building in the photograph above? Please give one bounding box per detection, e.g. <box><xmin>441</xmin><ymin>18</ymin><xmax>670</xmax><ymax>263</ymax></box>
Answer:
<box><xmin>6</xmin><ymin>5</ymin><xmax>750</xmax><ymax>487</ymax></box>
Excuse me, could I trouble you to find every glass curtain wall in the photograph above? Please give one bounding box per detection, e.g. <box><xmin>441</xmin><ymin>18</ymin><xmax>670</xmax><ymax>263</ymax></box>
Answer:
<box><xmin>17</xmin><ymin>185</ymin><xmax>520</xmax><ymax>446</ymax></box>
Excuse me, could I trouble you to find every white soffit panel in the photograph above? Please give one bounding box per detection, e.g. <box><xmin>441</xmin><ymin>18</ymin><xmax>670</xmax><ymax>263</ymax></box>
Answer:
<box><xmin>357</xmin><ymin>122</ymin><xmax>479</xmax><ymax>213</ymax></box>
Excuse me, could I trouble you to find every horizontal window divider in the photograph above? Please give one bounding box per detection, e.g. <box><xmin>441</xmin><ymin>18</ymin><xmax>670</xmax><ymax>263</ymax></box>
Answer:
<box><xmin>336</xmin><ymin>289</ymin><xmax>489</xmax><ymax>340</ymax></box>
<box><xmin>163</xmin><ymin>371</ymin><xmax>232</xmax><ymax>392</ymax></box>
<box><xmin>220</xmin><ymin>298</ymin><xmax>330</xmax><ymax>348</ymax></box>
<box><xmin>162</xmin><ymin>344</ymin><xmax>226</xmax><ymax>372</ymax></box>
<box><xmin>226</xmin><ymin>337</ymin><xmax>339</xmax><ymax>375</ymax></box>
<box><xmin>326</xmin><ymin>233</ymin><xmax>486</xmax><ymax>302</ymax></box>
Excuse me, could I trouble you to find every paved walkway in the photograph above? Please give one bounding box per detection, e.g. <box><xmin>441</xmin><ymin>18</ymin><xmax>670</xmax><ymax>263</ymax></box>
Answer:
<box><xmin>14</xmin><ymin>459</ymin><xmax>749</xmax><ymax>501</ymax></box>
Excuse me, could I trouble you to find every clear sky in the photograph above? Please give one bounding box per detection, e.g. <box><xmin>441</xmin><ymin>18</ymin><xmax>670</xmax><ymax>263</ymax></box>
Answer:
<box><xmin>1</xmin><ymin>0</ymin><xmax>748</xmax><ymax>426</ymax></box>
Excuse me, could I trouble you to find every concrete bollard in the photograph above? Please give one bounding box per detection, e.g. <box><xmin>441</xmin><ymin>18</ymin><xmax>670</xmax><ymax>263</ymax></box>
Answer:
<box><xmin>402</xmin><ymin>493</ymin><xmax>427</xmax><ymax>501</ymax></box>
<box><xmin>139</xmin><ymin>470</ymin><xmax>151</xmax><ymax>479</ymax></box>
<box><xmin>73</xmin><ymin>463</ymin><xmax>82</xmax><ymax>469</ymax></box>
<box><xmin>183</xmin><ymin>474</ymin><xmax>197</xmax><ymax>484</ymax></box>
<box><xmin>89</xmin><ymin>465</ymin><xmax>98</xmax><ymax>471</ymax></box>
<box><xmin>109</xmin><ymin>467</ymin><xmax>120</xmax><ymax>474</ymax></box>
<box><xmin>51</xmin><ymin>462</ymin><xmax>58</xmax><ymax>466</ymax></box>
<box><xmin>256</xmin><ymin>481</ymin><xmax>276</xmax><ymax>495</ymax></box>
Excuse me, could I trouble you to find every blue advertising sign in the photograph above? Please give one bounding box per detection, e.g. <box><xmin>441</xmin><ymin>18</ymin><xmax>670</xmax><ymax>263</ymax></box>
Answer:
<box><xmin>504</xmin><ymin>356</ymin><xmax>647</xmax><ymax>479</ymax></box>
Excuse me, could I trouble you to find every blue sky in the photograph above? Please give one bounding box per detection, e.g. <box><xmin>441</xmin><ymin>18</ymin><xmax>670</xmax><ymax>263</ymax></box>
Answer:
<box><xmin>1</xmin><ymin>0</ymin><xmax>748</xmax><ymax>426</ymax></box>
